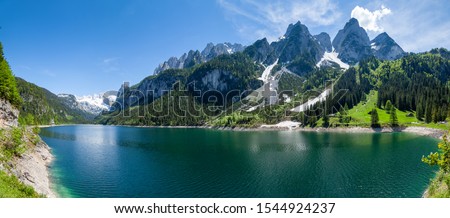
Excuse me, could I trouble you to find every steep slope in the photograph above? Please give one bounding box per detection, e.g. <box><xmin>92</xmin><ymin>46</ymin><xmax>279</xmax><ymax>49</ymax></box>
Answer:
<box><xmin>332</xmin><ymin>18</ymin><xmax>372</xmax><ymax>64</ymax></box>
<box><xmin>243</xmin><ymin>38</ymin><xmax>276</xmax><ymax>64</ymax></box>
<box><xmin>314</xmin><ymin>32</ymin><xmax>332</xmax><ymax>52</ymax></box>
<box><xmin>114</xmin><ymin>69</ymin><xmax>188</xmax><ymax>109</ymax></box>
<box><xmin>271</xmin><ymin>21</ymin><xmax>324</xmax><ymax>64</ymax></box>
<box><xmin>58</xmin><ymin>93</ymin><xmax>116</xmax><ymax>116</ymax></box>
<box><xmin>0</xmin><ymin>43</ymin><xmax>21</xmax><ymax>127</ymax></box>
<box><xmin>371</xmin><ymin>32</ymin><xmax>406</xmax><ymax>60</ymax></box>
<box><xmin>15</xmin><ymin>77</ymin><xmax>90</xmax><ymax>125</ymax></box>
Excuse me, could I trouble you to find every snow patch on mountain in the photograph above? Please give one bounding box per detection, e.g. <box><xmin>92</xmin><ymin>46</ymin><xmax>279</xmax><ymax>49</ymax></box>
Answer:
<box><xmin>291</xmin><ymin>89</ymin><xmax>331</xmax><ymax>113</ymax></box>
<box><xmin>75</xmin><ymin>94</ymin><xmax>113</xmax><ymax>115</ymax></box>
<box><xmin>316</xmin><ymin>51</ymin><xmax>349</xmax><ymax>70</ymax></box>
<box><xmin>259</xmin><ymin>59</ymin><xmax>279</xmax><ymax>83</ymax></box>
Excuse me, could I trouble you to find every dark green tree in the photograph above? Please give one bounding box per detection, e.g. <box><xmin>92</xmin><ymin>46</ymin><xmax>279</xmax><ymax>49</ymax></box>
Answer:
<box><xmin>371</xmin><ymin>109</ymin><xmax>380</xmax><ymax>127</ymax></box>
<box><xmin>385</xmin><ymin>100</ymin><xmax>393</xmax><ymax>114</ymax></box>
<box><xmin>425</xmin><ymin>105</ymin><xmax>433</xmax><ymax>124</ymax></box>
<box><xmin>0</xmin><ymin>42</ymin><xmax>22</xmax><ymax>107</ymax></box>
<box><xmin>390</xmin><ymin>107</ymin><xmax>398</xmax><ymax>126</ymax></box>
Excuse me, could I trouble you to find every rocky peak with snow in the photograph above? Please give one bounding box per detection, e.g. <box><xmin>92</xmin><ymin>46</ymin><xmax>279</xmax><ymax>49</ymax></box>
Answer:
<box><xmin>201</xmin><ymin>42</ymin><xmax>245</xmax><ymax>60</ymax></box>
<box><xmin>153</xmin><ymin>42</ymin><xmax>245</xmax><ymax>75</ymax></box>
<box><xmin>314</xmin><ymin>32</ymin><xmax>332</xmax><ymax>52</ymax></box>
<box><xmin>332</xmin><ymin>18</ymin><xmax>372</xmax><ymax>64</ymax></box>
<box><xmin>271</xmin><ymin>21</ymin><xmax>324</xmax><ymax>63</ymax></box>
<box><xmin>371</xmin><ymin>32</ymin><xmax>406</xmax><ymax>60</ymax></box>
<box><xmin>58</xmin><ymin>92</ymin><xmax>116</xmax><ymax>115</ymax></box>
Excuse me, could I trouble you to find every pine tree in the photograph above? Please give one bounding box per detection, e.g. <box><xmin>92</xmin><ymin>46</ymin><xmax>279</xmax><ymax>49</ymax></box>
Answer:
<box><xmin>425</xmin><ymin>104</ymin><xmax>432</xmax><ymax>124</ymax></box>
<box><xmin>371</xmin><ymin>109</ymin><xmax>380</xmax><ymax>127</ymax></box>
<box><xmin>0</xmin><ymin>42</ymin><xmax>22</xmax><ymax>107</ymax></box>
<box><xmin>390</xmin><ymin>107</ymin><xmax>398</xmax><ymax>127</ymax></box>
<box><xmin>343</xmin><ymin>103</ymin><xmax>349</xmax><ymax>115</ymax></box>
<box><xmin>422</xmin><ymin>132</ymin><xmax>450</xmax><ymax>173</ymax></box>
<box><xmin>416</xmin><ymin>102</ymin><xmax>423</xmax><ymax>121</ymax></box>
<box><xmin>385</xmin><ymin>100</ymin><xmax>393</xmax><ymax>114</ymax></box>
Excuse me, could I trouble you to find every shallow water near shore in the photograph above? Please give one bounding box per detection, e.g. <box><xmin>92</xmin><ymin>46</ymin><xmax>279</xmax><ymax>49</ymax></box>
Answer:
<box><xmin>40</xmin><ymin>125</ymin><xmax>439</xmax><ymax>198</ymax></box>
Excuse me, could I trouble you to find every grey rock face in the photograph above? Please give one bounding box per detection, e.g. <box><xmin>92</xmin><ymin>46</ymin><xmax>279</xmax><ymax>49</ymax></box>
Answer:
<box><xmin>244</xmin><ymin>38</ymin><xmax>277</xmax><ymax>64</ymax></box>
<box><xmin>332</xmin><ymin>18</ymin><xmax>372</xmax><ymax>64</ymax></box>
<box><xmin>153</xmin><ymin>43</ymin><xmax>245</xmax><ymax>75</ymax></box>
<box><xmin>115</xmin><ymin>71</ymin><xmax>185</xmax><ymax>109</ymax></box>
<box><xmin>201</xmin><ymin>42</ymin><xmax>245</xmax><ymax>61</ymax></box>
<box><xmin>314</xmin><ymin>32</ymin><xmax>332</xmax><ymax>52</ymax></box>
<box><xmin>371</xmin><ymin>32</ymin><xmax>405</xmax><ymax>60</ymax></box>
<box><xmin>272</xmin><ymin>21</ymin><xmax>324</xmax><ymax>63</ymax></box>
<box><xmin>0</xmin><ymin>98</ymin><xmax>19</xmax><ymax>128</ymax></box>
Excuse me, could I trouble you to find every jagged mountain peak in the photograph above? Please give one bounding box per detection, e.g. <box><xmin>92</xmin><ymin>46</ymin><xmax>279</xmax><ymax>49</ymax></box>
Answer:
<box><xmin>284</xmin><ymin>21</ymin><xmax>310</xmax><ymax>38</ymax></box>
<box><xmin>347</xmin><ymin>18</ymin><xmax>359</xmax><ymax>26</ymax></box>
<box><xmin>272</xmin><ymin>20</ymin><xmax>324</xmax><ymax>63</ymax></box>
<box><xmin>371</xmin><ymin>32</ymin><xmax>405</xmax><ymax>60</ymax></box>
<box><xmin>372</xmin><ymin>32</ymin><xmax>395</xmax><ymax>45</ymax></box>
<box><xmin>154</xmin><ymin>42</ymin><xmax>245</xmax><ymax>75</ymax></box>
<box><xmin>332</xmin><ymin>18</ymin><xmax>372</xmax><ymax>64</ymax></box>
<box><xmin>314</xmin><ymin>32</ymin><xmax>332</xmax><ymax>52</ymax></box>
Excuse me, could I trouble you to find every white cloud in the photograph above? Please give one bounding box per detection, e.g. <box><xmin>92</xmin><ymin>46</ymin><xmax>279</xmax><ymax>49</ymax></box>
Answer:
<box><xmin>351</xmin><ymin>5</ymin><xmax>391</xmax><ymax>32</ymax></box>
<box><xmin>217</xmin><ymin>0</ymin><xmax>341</xmax><ymax>42</ymax></box>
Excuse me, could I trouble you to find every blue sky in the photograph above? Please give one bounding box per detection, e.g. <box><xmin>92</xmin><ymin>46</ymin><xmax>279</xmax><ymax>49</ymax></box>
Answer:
<box><xmin>0</xmin><ymin>0</ymin><xmax>449</xmax><ymax>96</ymax></box>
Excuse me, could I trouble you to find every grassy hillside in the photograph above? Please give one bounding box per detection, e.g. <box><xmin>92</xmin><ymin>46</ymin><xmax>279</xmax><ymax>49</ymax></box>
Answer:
<box><xmin>316</xmin><ymin>90</ymin><xmax>449</xmax><ymax>129</ymax></box>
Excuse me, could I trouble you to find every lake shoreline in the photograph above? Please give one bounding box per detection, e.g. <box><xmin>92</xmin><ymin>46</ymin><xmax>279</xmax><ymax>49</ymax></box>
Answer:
<box><xmin>10</xmin><ymin>128</ymin><xmax>57</xmax><ymax>198</ymax></box>
<box><xmin>39</xmin><ymin>123</ymin><xmax>446</xmax><ymax>139</ymax></box>
<box><xmin>39</xmin><ymin>124</ymin><xmax>439</xmax><ymax>198</ymax></box>
<box><xmin>95</xmin><ymin>124</ymin><xmax>446</xmax><ymax>140</ymax></box>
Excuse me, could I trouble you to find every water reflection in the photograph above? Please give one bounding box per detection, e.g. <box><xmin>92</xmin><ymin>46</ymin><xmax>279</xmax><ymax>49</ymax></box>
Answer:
<box><xmin>41</xmin><ymin>126</ymin><xmax>439</xmax><ymax>198</ymax></box>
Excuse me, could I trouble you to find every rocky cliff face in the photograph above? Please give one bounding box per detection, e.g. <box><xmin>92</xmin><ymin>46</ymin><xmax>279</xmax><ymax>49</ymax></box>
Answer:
<box><xmin>0</xmin><ymin>98</ymin><xmax>19</xmax><ymax>128</ymax></box>
<box><xmin>244</xmin><ymin>38</ymin><xmax>277</xmax><ymax>65</ymax></box>
<box><xmin>272</xmin><ymin>21</ymin><xmax>324</xmax><ymax>63</ymax></box>
<box><xmin>314</xmin><ymin>32</ymin><xmax>332</xmax><ymax>52</ymax></box>
<box><xmin>371</xmin><ymin>32</ymin><xmax>406</xmax><ymax>60</ymax></box>
<box><xmin>332</xmin><ymin>18</ymin><xmax>372</xmax><ymax>64</ymax></box>
<box><xmin>115</xmin><ymin>70</ymin><xmax>187</xmax><ymax>109</ymax></box>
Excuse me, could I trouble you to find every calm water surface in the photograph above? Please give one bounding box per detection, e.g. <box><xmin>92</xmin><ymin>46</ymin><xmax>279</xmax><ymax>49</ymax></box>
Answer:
<box><xmin>40</xmin><ymin>125</ymin><xmax>438</xmax><ymax>198</ymax></box>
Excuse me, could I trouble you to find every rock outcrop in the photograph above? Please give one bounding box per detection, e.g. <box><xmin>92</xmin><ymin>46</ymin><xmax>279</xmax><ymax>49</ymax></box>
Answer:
<box><xmin>332</xmin><ymin>18</ymin><xmax>372</xmax><ymax>64</ymax></box>
<box><xmin>0</xmin><ymin>98</ymin><xmax>19</xmax><ymax>128</ymax></box>
<box><xmin>371</xmin><ymin>32</ymin><xmax>406</xmax><ymax>60</ymax></box>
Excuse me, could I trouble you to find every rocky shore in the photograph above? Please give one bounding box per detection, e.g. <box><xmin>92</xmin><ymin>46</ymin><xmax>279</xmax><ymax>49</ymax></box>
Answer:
<box><xmin>11</xmin><ymin>137</ymin><xmax>56</xmax><ymax>198</ymax></box>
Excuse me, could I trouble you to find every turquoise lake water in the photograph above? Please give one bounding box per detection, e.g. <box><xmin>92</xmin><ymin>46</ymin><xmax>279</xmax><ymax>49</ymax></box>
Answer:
<box><xmin>39</xmin><ymin>125</ymin><xmax>439</xmax><ymax>198</ymax></box>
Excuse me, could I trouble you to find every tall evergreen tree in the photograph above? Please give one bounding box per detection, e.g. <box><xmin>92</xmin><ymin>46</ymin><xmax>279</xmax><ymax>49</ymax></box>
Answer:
<box><xmin>385</xmin><ymin>100</ymin><xmax>393</xmax><ymax>114</ymax></box>
<box><xmin>0</xmin><ymin>42</ymin><xmax>22</xmax><ymax>107</ymax></box>
<box><xmin>425</xmin><ymin>104</ymin><xmax>433</xmax><ymax>124</ymax></box>
<box><xmin>371</xmin><ymin>109</ymin><xmax>380</xmax><ymax>127</ymax></box>
<box><xmin>390</xmin><ymin>107</ymin><xmax>398</xmax><ymax>127</ymax></box>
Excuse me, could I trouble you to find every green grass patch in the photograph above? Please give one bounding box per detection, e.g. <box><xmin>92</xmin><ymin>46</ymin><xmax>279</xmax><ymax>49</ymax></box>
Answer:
<box><xmin>323</xmin><ymin>90</ymin><xmax>450</xmax><ymax>129</ymax></box>
<box><xmin>425</xmin><ymin>170</ymin><xmax>450</xmax><ymax>198</ymax></box>
<box><xmin>0</xmin><ymin>170</ymin><xmax>42</xmax><ymax>198</ymax></box>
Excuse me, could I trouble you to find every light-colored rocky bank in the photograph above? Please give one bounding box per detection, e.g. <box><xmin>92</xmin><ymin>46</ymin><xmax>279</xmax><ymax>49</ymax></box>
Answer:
<box><xmin>9</xmin><ymin>132</ymin><xmax>56</xmax><ymax>198</ymax></box>
<box><xmin>116</xmin><ymin>122</ymin><xmax>447</xmax><ymax>139</ymax></box>
<box><xmin>292</xmin><ymin>126</ymin><xmax>445</xmax><ymax>139</ymax></box>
